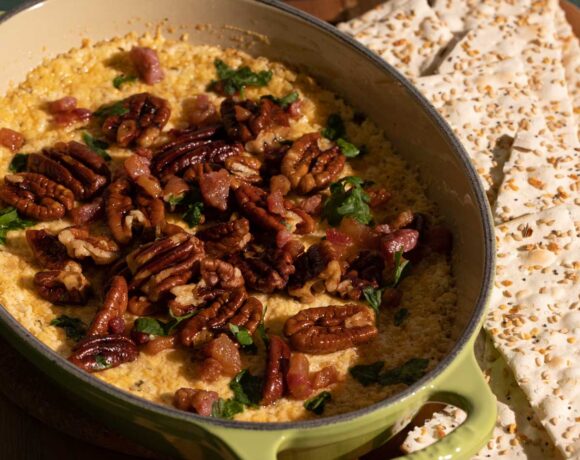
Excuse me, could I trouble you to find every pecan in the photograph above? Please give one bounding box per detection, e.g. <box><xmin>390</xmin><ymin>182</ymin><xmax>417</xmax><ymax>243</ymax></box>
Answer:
<box><xmin>200</xmin><ymin>258</ymin><xmax>244</xmax><ymax>290</ymax></box>
<box><xmin>57</xmin><ymin>226</ymin><xmax>120</xmax><ymax>265</ymax></box>
<box><xmin>336</xmin><ymin>251</ymin><xmax>383</xmax><ymax>300</ymax></box>
<box><xmin>196</xmin><ymin>218</ymin><xmax>251</xmax><ymax>258</ymax></box>
<box><xmin>234</xmin><ymin>183</ymin><xmax>287</xmax><ymax>235</ymax></box>
<box><xmin>224</xmin><ymin>155</ymin><xmax>262</xmax><ymax>188</ymax></box>
<box><xmin>280</xmin><ymin>133</ymin><xmax>345</xmax><ymax>194</ymax></box>
<box><xmin>100</xmin><ymin>93</ymin><xmax>170</xmax><ymax>147</ymax></box>
<box><xmin>68</xmin><ymin>335</ymin><xmax>138</xmax><ymax>373</ymax></box>
<box><xmin>26</xmin><ymin>229</ymin><xmax>69</xmax><ymax>269</ymax></box>
<box><xmin>87</xmin><ymin>276</ymin><xmax>128</xmax><ymax>336</ymax></box>
<box><xmin>128</xmin><ymin>295</ymin><xmax>158</xmax><ymax>316</ymax></box>
<box><xmin>0</xmin><ymin>127</ymin><xmax>25</xmax><ymax>152</ymax></box>
<box><xmin>221</xmin><ymin>98</ymin><xmax>289</xmax><ymax>143</ymax></box>
<box><xmin>229</xmin><ymin>240</ymin><xmax>303</xmax><ymax>294</ymax></box>
<box><xmin>284</xmin><ymin>304</ymin><xmax>378</xmax><ymax>354</ymax></box>
<box><xmin>34</xmin><ymin>261</ymin><xmax>91</xmax><ymax>305</ymax></box>
<box><xmin>70</xmin><ymin>196</ymin><xmax>104</xmax><ymax>225</ymax></box>
<box><xmin>105</xmin><ymin>177</ymin><xmax>150</xmax><ymax>244</ymax></box>
<box><xmin>130</xmin><ymin>46</ymin><xmax>164</xmax><ymax>85</ymax></box>
<box><xmin>198</xmin><ymin>333</ymin><xmax>242</xmax><ymax>382</ymax></box>
<box><xmin>0</xmin><ymin>173</ymin><xmax>74</xmax><ymax>221</ymax></box>
<box><xmin>288</xmin><ymin>241</ymin><xmax>342</xmax><ymax>302</ymax></box>
<box><xmin>250</xmin><ymin>97</ymin><xmax>290</xmax><ymax>137</ymax></box>
<box><xmin>261</xmin><ymin>335</ymin><xmax>291</xmax><ymax>405</ymax></box>
<box><xmin>180</xmin><ymin>288</ymin><xmax>263</xmax><ymax>346</ymax></box>
<box><xmin>151</xmin><ymin>125</ymin><xmax>242</xmax><ymax>178</ymax></box>
<box><xmin>28</xmin><ymin>141</ymin><xmax>110</xmax><ymax>200</ymax></box>
<box><xmin>173</xmin><ymin>388</ymin><xmax>219</xmax><ymax>416</ymax></box>
<box><xmin>127</xmin><ymin>233</ymin><xmax>205</xmax><ymax>303</ymax></box>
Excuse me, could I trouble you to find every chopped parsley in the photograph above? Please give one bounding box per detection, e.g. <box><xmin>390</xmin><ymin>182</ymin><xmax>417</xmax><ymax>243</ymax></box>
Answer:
<box><xmin>229</xmin><ymin>370</ymin><xmax>263</xmax><ymax>408</ymax></box>
<box><xmin>112</xmin><ymin>74</ymin><xmax>137</xmax><ymax>89</ymax></box>
<box><xmin>210</xmin><ymin>59</ymin><xmax>272</xmax><ymax>96</ymax></box>
<box><xmin>211</xmin><ymin>398</ymin><xmax>245</xmax><ymax>419</ymax></box>
<box><xmin>362</xmin><ymin>286</ymin><xmax>382</xmax><ymax>317</ymax></box>
<box><xmin>93</xmin><ymin>101</ymin><xmax>129</xmax><ymax>119</ymax></box>
<box><xmin>228</xmin><ymin>323</ymin><xmax>254</xmax><ymax>347</ymax></box>
<box><xmin>322</xmin><ymin>113</ymin><xmax>362</xmax><ymax>158</ymax></box>
<box><xmin>304</xmin><ymin>391</ymin><xmax>331</xmax><ymax>415</ymax></box>
<box><xmin>336</xmin><ymin>138</ymin><xmax>360</xmax><ymax>158</ymax></box>
<box><xmin>0</xmin><ymin>207</ymin><xmax>34</xmax><ymax>245</ymax></box>
<box><xmin>394</xmin><ymin>308</ymin><xmax>409</xmax><ymax>327</ymax></box>
<box><xmin>82</xmin><ymin>132</ymin><xmax>111</xmax><ymax>161</ymax></box>
<box><xmin>264</xmin><ymin>91</ymin><xmax>299</xmax><ymax>108</ymax></box>
<box><xmin>349</xmin><ymin>359</ymin><xmax>429</xmax><ymax>387</ymax></box>
<box><xmin>391</xmin><ymin>251</ymin><xmax>410</xmax><ymax>287</ymax></box>
<box><xmin>179</xmin><ymin>188</ymin><xmax>204</xmax><ymax>228</ymax></box>
<box><xmin>50</xmin><ymin>315</ymin><xmax>86</xmax><ymax>341</ymax></box>
<box><xmin>94</xmin><ymin>354</ymin><xmax>111</xmax><ymax>370</ymax></box>
<box><xmin>322</xmin><ymin>176</ymin><xmax>372</xmax><ymax>226</ymax></box>
<box><xmin>8</xmin><ymin>153</ymin><xmax>28</xmax><ymax>172</ymax></box>
<box><xmin>133</xmin><ymin>310</ymin><xmax>197</xmax><ymax>337</ymax></box>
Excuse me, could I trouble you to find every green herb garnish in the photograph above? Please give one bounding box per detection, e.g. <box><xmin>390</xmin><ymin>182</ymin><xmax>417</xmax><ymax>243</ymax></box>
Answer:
<box><xmin>265</xmin><ymin>91</ymin><xmax>299</xmax><ymax>108</ymax></box>
<box><xmin>362</xmin><ymin>286</ymin><xmax>382</xmax><ymax>315</ymax></box>
<box><xmin>82</xmin><ymin>132</ymin><xmax>111</xmax><ymax>161</ymax></box>
<box><xmin>322</xmin><ymin>176</ymin><xmax>372</xmax><ymax>226</ymax></box>
<box><xmin>0</xmin><ymin>207</ymin><xmax>34</xmax><ymax>245</ymax></box>
<box><xmin>166</xmin><ymin>309</ymin><xmax>198</xmax><ymax>335</ymax></box>
<box><xmin>228</xmin><ymin>323</ymin><xmax>254</xmax><ymax>346</ymax></box>
<box><xmin>112</xmin><ymin>74</ymin><xmax>137</xmax><ymax>89</ymax></box>
<box><xmin>133</xmin><ymin>317</ymin><xmax>166</xmax><ymax>337</ymax></box>
<box><xmin>182</xmin><ymin>201</ymin><xmax>203</xmax><ymax>227</ymax></box>
<box><xmin>211</xmin><ymin>398</ymin><xmax>245</xmax><ymax>419</ymax></box>
<box><xmin>349</xmin><ymin>359</ymin><xmax>429</xmax><ymax>387</ymax></box>
<box><xmin>230</xmin><ymin>370</ymin><xmax>263</xmax><ymax>408</ymax></box>
<box><xmin>391</xmin><ymin>251</ymin><xmax>410</xmax><ymax>287</ymax></box>
<box><xmin>95</xmin><ymin>354</ymin><xmax>111</xmax><ymax>370</ymax></box>
<box><xmin>256</xmin><ymin>306</ymin><xmax>269</xmax><ymax>349</ymax></box>
<box><xmin>210</xmin><ymin>59</ymin><xmax>272</xmax><ymax>96</ymax></box>
<box><xmin>93</xmin><ymin>101</ymin><xmax>129</xmax><ymax>119</ymax></box>
<box><xmin>336</xmin><ymin>138</ymin><xmax>360</xmax><ymax>158</ymax></box>
<box><xmin>394</xmin><ymin>308</ymin><xmax>409</xmax><ymax>327</ymax></box>
<box><xmin>322</xmin><ymin>113</ymin><xmax>346</xmax><ymax>141</ymax></box>
<box><xmin>8</xmin><ymin>153</ymin><xmax>28</xmax><ymax>172</ymax></box>
<box><xmin>50</xmin><ymin>315</ymin><xmax>86</xmax><ymax>341</ymax></box>
<box><xmin>304</xmin><ymin>391</ymin><xmax>332</xmax><ymax>415</ymax></box>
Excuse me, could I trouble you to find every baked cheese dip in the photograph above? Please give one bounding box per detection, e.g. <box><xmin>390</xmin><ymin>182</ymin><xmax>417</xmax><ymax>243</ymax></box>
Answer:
<box><xmin>0</xmin><ymin>32</ymin><xmax>457</xmax><ymax>422</ymax></box>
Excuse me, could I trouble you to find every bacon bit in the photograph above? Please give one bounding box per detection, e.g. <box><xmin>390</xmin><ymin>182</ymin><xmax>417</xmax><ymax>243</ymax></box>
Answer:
<box><xmin>199</xmin><ymin>334</ymin><xmax>242</xmax><ymax>382</ymax></box>
<box><xmin>199</xmin><ymin>169</ymin><xmax>230</xmax><ymax>211</ymax></box>
<box><xmin>130</xmin><ymin>46</ymin><xmax>165</xmax><ymax>85</ymax></box>
<box><xmin>0</xmin><ymin>128</ymin><xmax>25</xmax><ymax>152</ymax></box>
<box><xmin>380</xmin><ymin>229</ymin><xmax>419</xmax><ymax>263</ymax></box>
<box><xmin>286</xmin><ymin>353</ymin><xmax>313</xmax><ymax>399</ymax></box>
<box><xmin>287</xmin><ymin>100</ymin><xmax>302</xmax><ymax>119</ymax></box>
<box><xmin>365</xmin><ymin>185</ymin><xmax>391</xmax><ymax>209</ymax></box>
<box><xmin>311</xmin><ymin>365</ymin><xmax>340</xmax><ymax>389</ymax></box>
<box><xmin>188</xmin><ymin>94</ymin><xmax>219</xmax><ymax>127</ymax></box>
<box><xmin>266</xmin><ymin>190</ymin><xmax>286</xmax><ymax>215</ymax></box>
<box><xmin>326</xmin><ymin>228</ymin><xmax>353</xmax><ymax>246</ymax></box>
<box><xmin>124</xmin><ymin>154</ymin><xmax>151</xmax><ymax>180</ymax></box>
<box><xmin>52</xmin><ymin>109</ymin><xmax>92</xmax><ymax>127</ymax></box>
<box><xmin>162</xmin><ymin>175</ymin><xmax>190</xmax><ymax>202</ymax></box>
<box><xmin>47</xmin><ymin>97</ymin><xmax>78</xmax><ymax>113</ymax></box>
<box><xmin>276</xmin><ymin>229</ymin><xmax>293</xmax><ymax>249</ymax></box>
<box><xmin>299</xmin><ymin>194</ymin><xmax>323</xmax><ymax>215</ymax></box>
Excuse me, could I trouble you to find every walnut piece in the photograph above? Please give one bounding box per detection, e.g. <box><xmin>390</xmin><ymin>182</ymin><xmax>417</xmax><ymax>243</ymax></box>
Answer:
<box><xmin>87</xmin><ymin>276</ymin><xmax>128</xmax><ymax>336</ymax></box>
<box><xmin>284</xmin><ymin>304</ymin><xmax>378</xmax><ymax>354</ymax></box>
<box><xmin>58</xmin><ymin>226</ymin><xmax>120</xmax><ymax>265</ymax></box>
<box><xmin>261</xmin><ymin>335</ymin><xmax>290</xmax><ymax>406</ymax></box>
<box><xmin>68</xmin><ymin>335</ymin><xmax>138</xmax><ymax>373</ymax></box>
<box><xmin>0</xmin><ymin>173</ymin><xmax>74</xmax><ymax>221</ymax></box>
<box><xmin>101</xmin><ymin>93</ymin><xmax>170</xmax><ymax>147</ymax></box>
<box><xmin>34</xmin><ymin>261</ymin><xmax>91</xmax><ymax>305</ymax></box>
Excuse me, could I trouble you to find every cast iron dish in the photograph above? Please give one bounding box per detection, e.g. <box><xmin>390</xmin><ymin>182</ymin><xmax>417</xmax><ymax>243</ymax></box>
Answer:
<box><xmin>0</xmin><ymin>0</ymin><xmax>496</xmax><ymax>458</ymax></box>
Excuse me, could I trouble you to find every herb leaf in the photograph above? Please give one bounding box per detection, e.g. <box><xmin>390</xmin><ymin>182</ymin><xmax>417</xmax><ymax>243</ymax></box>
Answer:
<box><xmin>322</xmin><ymin>113</ymin><xmax>346</xmax><ymax>141</ymax></box>
<box><xmin>322</xmin><ymin>176</ymin><xmax>372</xmax><ymax>226</ymax></box>
<box><xmin>9</xmin><ymin>153</ymin><xmax>28</xmax><ymax>172</ymax></box>
<box><xmin>304</xmin><ymin>391</ymin><xmax>332</xmax><ymax>415</ymax></box>
<box><xmin>50</xmin><ymin>315</ymin><xmax>86</xmax><ymax>341</ymax></box>
<box><xmin>230</xmin><ymin>370</ymin><xmax>263</xmax><ymax>408</ymax></box>
<box><xmin>362</xmin><ymin>286</ymin><xmax>382</xmax><ymax>315</ymax></box>
<box><xmin>93</xmin><ymin>101</ymin><xmax>129</xmax><ymax>119</ymax></box>
<box><xmin>336</xmin><ymin>138</ymin><xmax>360</xmax><ymax>158</ymax></box>
<box><xmin>165</xmin><ymin>310</ymin><xmax>198</xmax><ymax>335</ymax></box>
<box><xmin>82</xmin><ymin>132</ymin><xmax>111</xmax><ymax>161</ymax></box>
<box><xmin>113</xmin><ymin>74</ymin><xmax>137</xmax><ymax>89</ymax></box>
<box><xmin>0</xmin><ymin>207</ymin><xmax>34</xmax><ymax>244</ymax></box>
<box><xmin>134</xmin><ymin>317</ymin><xmax>166</xmax><ymax>337</ymax></box>
<box><xmin>211</xmin><ymin>59</ymin><xmax>272</xmax><ymax>96</ymax></box>
<box><xmin>265</xmin><ymin>91</ymin><xmax>299</xmax><ymax>108</ymax></box>
<box><xmin>349</xmin><ymin>361</ymin><xmax>385</xmax><ymax>386</ymax></box>
<box><xmin>95</xmin><ymin>354</ymin><xmax>111</xmax><ymax>370</ymax></box>
<box><xmin>394</xmin><ymin>308</ymin><xmax>409</xmax><ymax>327</ymax></box>
<box><xmin>379</xmin><ymin>358</ymin><xmax>429</xmax><ymax>386</ymax></box>
<box><xmin>391</xmin><ymin>251</ymin><xmax>410</xmax><ymax>287</ymax></box>
<box><xmin>182</xmin><ymin>202</ymin><xmax>203</xmax><ymax>227</ymax></box>
<box><xmin>211</xmin><ymin>398</ymin><xmax>245</xmax><ymax>419</ymax></box>
<box><xmin>228</xmin><ymin>323</ymin><xmax>254</xmax><ymax>346</ymax></box>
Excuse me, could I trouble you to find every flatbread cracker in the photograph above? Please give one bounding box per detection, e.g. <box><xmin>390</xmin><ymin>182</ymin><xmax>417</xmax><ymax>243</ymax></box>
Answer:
<box><xmin>402</xmin><ymin>334</ymin><xmax>562</xmax><ymax>459</ymax></box>
<box><xmin>337</xmin><ymin>0</ymin><xmax>453</xmax><ymax>78</ymax></box>
<box><xmin>494</xmin><ymin>134</ymin><xmax>580</xmax><ymax>224</ymax></box>
<box><xmin>414</xmin><ymin>58</ymin><xmax>551</xmax><ymax>202</ymax></box>
<box><xmin>486</xmin><ymin>204</ymin><xmax>580</xmax><ymax>458</ymax></box>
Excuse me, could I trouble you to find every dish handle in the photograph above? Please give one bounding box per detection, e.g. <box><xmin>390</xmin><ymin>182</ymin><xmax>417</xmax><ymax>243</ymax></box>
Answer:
<box><xmin>398</xmin><ymin>348</ymin><xmax>497</xmax><ymax>460</ymax></box>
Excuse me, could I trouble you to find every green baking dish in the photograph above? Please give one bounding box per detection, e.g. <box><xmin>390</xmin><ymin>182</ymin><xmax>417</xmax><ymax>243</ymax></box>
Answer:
<box><xmin>0</xmin><ymin>0</ymin><xmax>496</xmax><ymax>458</ymax></box>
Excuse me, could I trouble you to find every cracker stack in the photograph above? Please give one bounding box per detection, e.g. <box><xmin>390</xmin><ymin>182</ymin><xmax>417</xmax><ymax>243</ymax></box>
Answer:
<box><xmin>339</xmin><ymin>1</ymin><xmax>580</xmax><ymax>458</ymax></box>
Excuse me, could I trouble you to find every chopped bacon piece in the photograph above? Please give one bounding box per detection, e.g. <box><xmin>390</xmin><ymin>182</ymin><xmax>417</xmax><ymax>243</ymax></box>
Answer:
<box><xmin>299</xmin><ymin>194</ymin><xmax>323</xmax><ymax>215</ymax></box>
<box><xmin>52</xmin><ymin>109</ymin><xmax>92</xmax><ymax>127</ymax></box>
<box><xmin>380</xmin><ymin>229</ymin><xmax>419</xmax><ymax>264</ymax></box>
<box><xmin>199</xmin><ymin>169</ymin><xmax>230</xmax><ymax>211</ymax></box>
<box><xmin>199</xmin><ymin>334</ymin><xmax>241</xmax><ymax>382</ymax></box>
<box><xmin>0</xmin><ymin>128</ymin><xmax>25</xmax><ymax>152</ymax></box>
<box><xmin>174</xmin><ymin>388</ymin><xmax>219</xmax><ymax>416</ymax></box>
<box><xmin>130</xmin><ymin>46</ymin><xmax>164</xmax><ymax>85</ymax></box>
<box><xmin>47</xmin><ymin>97</ymin><xmax>78</xmax><ymax>113</ymax></box>
<box><xmin>311</xmin><ymin>365</ymin><xmax>340</xmax><ymax>389</ymax></box>
<box><xmin>266</xmin><ymin>190</ymin><xmax>285</xmax><ymax>215</ymax></box>
<box><xmin>286</xmin><ymin>353</ymin><xmax>313</xmax><ymax>400</ymax></box>
<box><xmin>188</xmin><ymin>94</ymin><xmax>219</xmax><ymax>126</ymax></box>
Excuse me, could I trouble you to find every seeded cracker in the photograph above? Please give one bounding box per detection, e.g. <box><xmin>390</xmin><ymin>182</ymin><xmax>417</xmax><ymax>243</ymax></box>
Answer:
<box><xmin>486</xmin><ymin>204</ymin><xmax>580</xmax><ymax>457</ymax></box>
<box><xmin>414</xmin><ymin>58</ymin><xmax>549</xmax><ymax>202</ymax></box>
<box><xmin>402</xmin><ymin>335</ymin><xmax>562</xmax><ymax>459</ymax></box>
<box><xmin>494</xmin><ymin>134</ymin><xmax>580</xmax><ymax>224</ymax></box>
<box><xmin>337</xmin><ymin>0</ymin><xmax>453</xmax><ymax>78</ymax></box>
